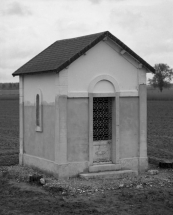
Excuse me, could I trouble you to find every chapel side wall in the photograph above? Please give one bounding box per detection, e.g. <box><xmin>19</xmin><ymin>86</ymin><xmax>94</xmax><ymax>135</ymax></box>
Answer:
<box><xmin>119</xmin><ymin>97</ymin><xmax>139</xmax><ymax>159</ymax></box>
<box><xmin>67</xmin><ymin>98</ymin><xmax>89</xmax><ymax>162</ymax></box>
<box><xmin>23</xmin><ymin>73</ymin><xmax>56</xmax><ymax>161</ymax></box>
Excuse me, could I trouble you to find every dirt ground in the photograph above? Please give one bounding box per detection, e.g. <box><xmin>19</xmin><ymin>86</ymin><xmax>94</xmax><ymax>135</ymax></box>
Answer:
<box><xmin>0</xmin><ymin>164</ymin><xmax>173</xmax><ymax>215</ymax></box>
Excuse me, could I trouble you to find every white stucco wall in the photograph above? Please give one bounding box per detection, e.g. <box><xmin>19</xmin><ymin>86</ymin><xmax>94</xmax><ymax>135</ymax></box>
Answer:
<box><xmin>23</xmin><ymin>73</ymin><xmax>56</xmax><ymax>104</ymax></box>
<box><xmin>67</xmin><ymin>40</ymin><xmax>146</xmax><ymax>95</ymax></box>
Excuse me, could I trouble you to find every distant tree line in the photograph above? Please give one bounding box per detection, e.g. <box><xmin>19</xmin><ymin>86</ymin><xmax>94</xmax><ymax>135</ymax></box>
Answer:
<box><xmin>0</xmin><ymin>83</ymin><xmax>19</xmax><ymax>90</ymax></box>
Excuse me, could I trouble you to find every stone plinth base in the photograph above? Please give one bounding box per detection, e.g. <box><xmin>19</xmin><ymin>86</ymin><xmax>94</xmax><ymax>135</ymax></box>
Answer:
<box><xmin>20</xmin><ymin>154</ymin><xmax>148</xmax><ymax>178</ymax></box>
<box><xmin>119</xmin><ymin>157</ymin><xmax>148</xmax><ymax>173</ymax></box>
<box><xmin>21</xmin><ymin>153</ymin><xmax>89</xmax><ymax>178</ymax></box>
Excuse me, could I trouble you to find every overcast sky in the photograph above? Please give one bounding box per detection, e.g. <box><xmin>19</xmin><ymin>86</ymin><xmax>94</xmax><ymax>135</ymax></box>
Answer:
<box><xmin>1</xmin><ymin>0</ymin><xmax>173</xmax><ymax>83</ymax></box>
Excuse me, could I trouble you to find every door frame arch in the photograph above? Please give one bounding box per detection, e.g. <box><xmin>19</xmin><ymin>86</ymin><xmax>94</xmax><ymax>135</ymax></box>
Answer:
<box><xmin>88</xmin><ymin>75</ymin><xmax>120</xmax><ymax>165</ymax></box>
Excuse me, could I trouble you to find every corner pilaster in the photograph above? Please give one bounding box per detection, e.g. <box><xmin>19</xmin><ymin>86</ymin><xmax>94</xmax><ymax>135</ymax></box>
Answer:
<box><xmin>19</xmin><ymin>76</ymin><xmax>24</xmax><ymax>165</ymax></box>
<box><xmin>115</xmin><ymin>92</ymin><xmax>120</xmax><ymax>163</ymax></box>
<box><xmin>55</xmin><ymin>70</ymin><xmax>68</xmax><ymax>164</ymax></box>
<box><xmin>88</xmin><ymin>93</ymin><xmax>93</xmax><ymax>165</ymax></box>
<box><xmin>138</xmin><ymin>84</ymin><xmax>148</xmax><ymax>171</ymax></box>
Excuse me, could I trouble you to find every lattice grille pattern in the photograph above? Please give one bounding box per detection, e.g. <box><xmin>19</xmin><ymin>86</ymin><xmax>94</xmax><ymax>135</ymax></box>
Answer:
<box><xmin>93</xmin><ymin>97</ymin><xmax>112</xmax><ymax>141</ymax></box>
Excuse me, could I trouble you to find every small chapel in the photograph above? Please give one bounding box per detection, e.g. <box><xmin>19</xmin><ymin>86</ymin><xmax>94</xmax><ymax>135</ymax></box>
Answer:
<box><xmin>13</xmin><ymin>31</ymin><xmax>155</xmax><ymax>178</ymax></box>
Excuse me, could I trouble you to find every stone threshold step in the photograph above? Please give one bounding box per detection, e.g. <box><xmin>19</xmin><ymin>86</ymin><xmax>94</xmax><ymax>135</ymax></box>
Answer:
<box><xmin>89</xmin><ymin>164</ymin><xmax>121</xmax><ymax>173</ymax></box>
<box><xmin>80</xmin><ymin>170</ymin><xmax>138</xmax><ymax>179</ymax></box>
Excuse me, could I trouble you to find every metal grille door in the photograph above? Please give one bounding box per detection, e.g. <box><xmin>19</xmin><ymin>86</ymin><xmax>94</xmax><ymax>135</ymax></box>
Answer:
<box><xmin>93</xmin><ymin>97</ymin><xmax>112</xmax><ymax>163</ymax></box>
<box><xmin>93</xmin><ymin>97</ymin><xmax>112</xmax><ymax>141</ymax></box>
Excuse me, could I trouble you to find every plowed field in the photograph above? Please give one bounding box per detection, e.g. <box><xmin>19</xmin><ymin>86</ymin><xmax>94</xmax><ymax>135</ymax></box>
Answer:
<box><xmin>0</xmin><ymin>98</ymin><xmax>19</xmax><ymax>166</ymax></box>
<box><xmin>148</xmin><ymin>100</ymin><xmax>173</xmax><ymax>160</ymax></box>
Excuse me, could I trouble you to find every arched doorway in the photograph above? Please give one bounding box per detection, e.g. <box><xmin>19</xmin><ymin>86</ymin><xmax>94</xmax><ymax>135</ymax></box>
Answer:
<box><xmin>88</xmin><ymin>75</ymin><xmax>120</xmax><ymax>166</ymax></box>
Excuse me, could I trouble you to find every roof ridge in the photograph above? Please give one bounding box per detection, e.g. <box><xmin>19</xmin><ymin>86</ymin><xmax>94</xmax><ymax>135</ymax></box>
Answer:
<box><xmin>54</xmin><ymin>31</ymin><xmax>108</xmax><ymax>42</ymax></box>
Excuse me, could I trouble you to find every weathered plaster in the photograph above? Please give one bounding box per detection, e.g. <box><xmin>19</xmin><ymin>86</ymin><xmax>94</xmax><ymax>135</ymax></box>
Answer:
<box><xmin>24</xmin><ymin>104</ymin><xmax>55</xmax><ymax>161</ymax></box>
<box><xmin>119</xmin><ymin>97</ymin><xmax>139</xmax><ymax>159</ymax></box>
<box><xmin>67</xmin><ymin>98</ymin><xmax>89</xmax><ymax>162</ymax></box>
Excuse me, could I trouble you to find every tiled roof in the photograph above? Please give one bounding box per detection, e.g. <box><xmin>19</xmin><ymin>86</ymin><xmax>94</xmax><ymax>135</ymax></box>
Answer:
<box><xmin>12</xmin><ymin>31</ymin><xmax>155</xmax><ymax>76</ymax></box>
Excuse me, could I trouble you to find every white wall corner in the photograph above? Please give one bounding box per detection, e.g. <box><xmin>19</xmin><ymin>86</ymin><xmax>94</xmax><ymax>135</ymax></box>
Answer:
<box><xmin>59</xmin><ymin>69</ymin><xmax>68</xmax><ymax>96</ymax></box>
<box><xmin>138</xmin><ymin>69</ymin><xmax>146</xmax><ymax>85</ymax></box>
<box><xmin>19</xmin><ymin>76</ymin><xmax>24</xmax><ymax>165</ymax></box>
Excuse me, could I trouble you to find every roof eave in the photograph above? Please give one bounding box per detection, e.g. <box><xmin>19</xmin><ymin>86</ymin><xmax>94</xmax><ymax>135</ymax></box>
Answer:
<box><xmin>12</xmin><ymin>69</ymin><xmax>57</xmax><ymax>77</ymax></box>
